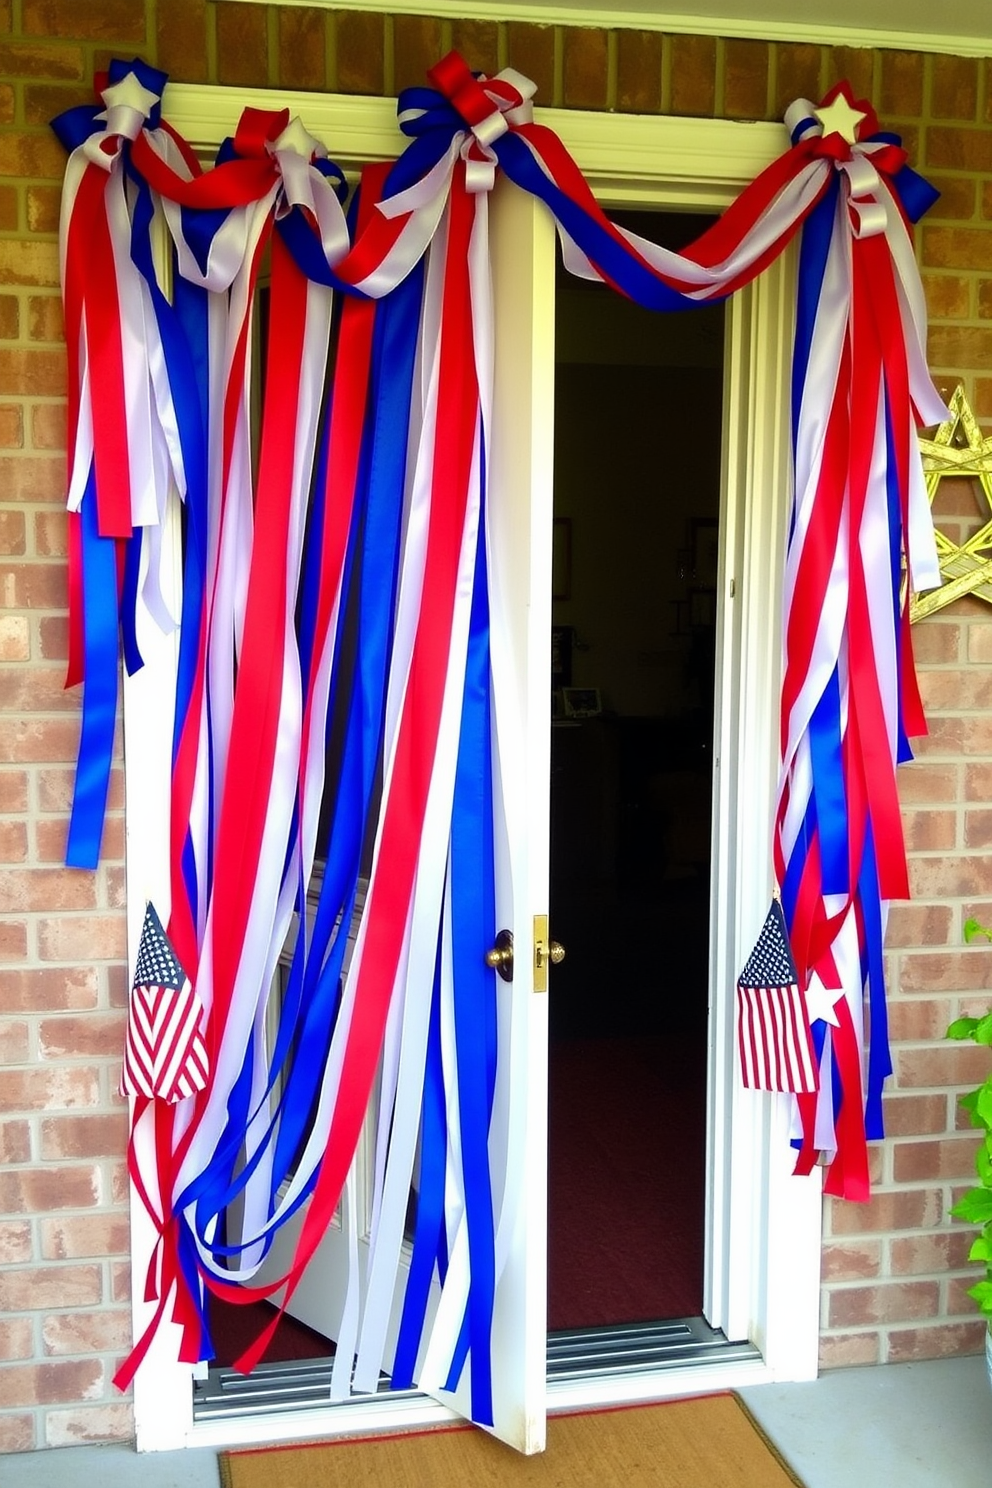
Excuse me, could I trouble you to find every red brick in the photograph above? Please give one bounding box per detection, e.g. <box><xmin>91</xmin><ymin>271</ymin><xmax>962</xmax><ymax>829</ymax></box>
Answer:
<box><xmin>0</xmin><ymin>454</ymin><xmax>69</xmax><ymax>503</ymax></box>
<box><xmin>505</xmin><ymin>23</ymin><xmax>556</xmax><ymax>107</ymax></box>
<box><xmin>0</xmin><ymin>1358</ymin><xmax>104</xmax><ymax>1409</ymax></box>
<box><xmin>0</xmin><ymin>1066</ymin><xmax>100</xmax><ymax>1112</ymax></box>
<box><xmin>0</xmin><ymin>1165</ymin><xmax>100</xmax><ymax>1215</ymax></box>
<box><xmin>0</xmin><ymin>560</ymin><xmax>66</xmax><ymax>609</ymax></box>
<box><xmin>277</xmin><ymin>6</ymin><xmax>326</xmax><ymax>92</ymax></box>
<box><xmin>723</xmin><ymin>39</ymin><xmax>770</xmax><ymax>121</ymax></box>
<box><xmin>0</xmin><ymin>185</ymin><xmax>17</xmax><ymax>234</ymax></box>
<box><xmin>0</xmin><ymin>965</ymin><xmax>99</xmax><ymax>1013</ymax></box>
<box><xmin>40</xmin><ymin>1211</ymin><xmax>129</xmax><ymax>1260</ymax></box>
<box><xmin>616</xmin><ymin>30</ymin><xmax>662</xmax><ymax>115</ymax></box>
<box><xmin>923</xmin><ymin>273</ymin><xmax>971</xmax><ymax>320</ymax></box>
<box><xmin>965</xmin><ymin>761</ymin><xmax>992</xmax><ymax>799</ymax></box>
<box><xmin>0</xmin><ymin>665</ymin><xmax>81</xmax><ymax>712</ymax></box>
<box><xmin>0</xmin><ymin>346</ymin><xmax>65</xmax><ymax>396</ymax></box>
<box><xmin>23</xmin><ymin>0</ymin><xmax>145</xmax><ymax>43</ymax></box>
<box><xmin>824</xmin><ymin>47</ymin><xmax>873</xmax><ymax>101</ymax></box>
<box><xmin>0</xmin><ymin>1018</ymin><xmax>30</xmax><ymax>1061</ymax></box>
<box><xmin>37</xmin><ymin>914</ymin><xmax>126</xmax><ymax>963</ymax></box>
<box><xmin>155</xmin><ymin>0</ymin><xmax>208</xmax><ymax>84</ymax></box>
<box><xmin>0</xmin><ymin>1222</ymin><xmax>32</xmax><ymax>1265</ymax></box>
<box><xmin>0</xmin><ymin>294</ymin><xmax>18</xmax><ymax>339</ymax></box>
<box><xmin>827</xmin><ymin>1280</ymin><xmax>940</xmax><ymax>1328</ymax></box>
<box><xmin>0</xmin><ymin>404</ymin><xmax>24</xmax><ymax>448</ymax></box>
<box><xmin>27</xmin><ymin>294</ymin><xmax>62</xmax><ymax>342</ymax></box>
<box><xmin>926</xmin><ymin>176</ymin><xmax>978</xmax><ymax>222</ymax></box>
<box><xmin>23</xmin><ymin>81</ymin><xmax>93</xmax><ymax>128</ymax></box>
<box><xmin>335</xmin><ymin>11</ymin><xmax>384</xmax><ymax>96</ymax></box>
<box><xmin>393</xmin><ymin>14</ymin><xmax>445</xmax><ymax>96</ymax></box>
<box><xmin>0</xmin><ymin>1319</ymin><xmax>33</xmax><ymax>1361</ymax></box>
<box><xmin>818</xmin><ymin>1332</ymin><xmax>881</xmax><ymax>1369</ymax></box>
<box><xmin>670</xmin><ymin>34</ymin><xmax>716</xmax><ymax>117</ymax></box>
<box><xmin>110</xmin><ymin>1258</ymin><xmax>130</xmax><ymax>1303</ymax></box>
<box><xmin>450</xmin><ymin>20</ymin><xmax>499</xmax><ymax>76</ymax></box>
<box><xmin>897</xmin><ymin>1044</ymin><xmax>992</xmax><ymax>1088</ymax></box>
<box><xmin>0</xmin><ymin>614</ymin><xmax>29</xmax><ymax>661</ymax></box>
<box><xmin>881</xmin><ymin>1093</ymin><xmax>950</xmax><ymax>1136</ymax></box>
<box><xmin>909</xmin><ymin>853</ymin><xmax>992</xmax><ymax>898</ymax></box>
<box><xmin>0</xmin><ymin>920</ymin><xmax>28</xmax><ymax>960</ymax></box>
<box><xmin>37</xmin><ymin>765</ymin><xmax>123</xmax><ymax>814</ymax></box>
<box><xmin>216</xmin><ymin>0</ymin><xmax>270</xmax><ymax>88</ymax></box>
<box><xmin>0</xmin><ymin>81</ymin><xmax>14</xmax><ymax>126</ymax></box>
<box><xmin>890</xmin><ymin>1229</ymin><xmax>975</xmax><ymax>1274</ymax></box>
<box><xmin>931</xmin><ymin>56</ymin><xmax>980</xmax><ymax>121</ymax></box>
<box><xmin>0</xmin><ymin>1119</ymin><xmax>31</xmax><ymax>1163</ymax></box>
<box><xmin>39</xmin><ymin>614</ymin><xmax>68</xmax><ymax>660</ymax></box>
<box><xmin>0</xmin><ymin>1415</ymin><xmax>35</xmax><ymax>1452</ymax></box>
<box><xmin>45</xmin><ymin>1402</ymin><xmax>133</xmax><ymax>1447</ymax></box>
<box><xmin>35</xmin><ymin>509</ymin><xmax>68</xmax><ymax>556</ymax></box>
<box><xmin>901</xmin><ymin>808</ymin><xmax>956</xmax><ymax>851</ymax></box>
<box><xmin>821</xmin><ymin>1239</ymin><xmax>881</xmax><ymax>1282</ymax></box>
<box><xmin>0</xmin><ymin>816</ymin><xmax>29</xmax><ymax>858</ymax></box>
<box><xmin>886</xmin><ymin>1320</ymin><xmax>986</xmax><ymax>1362</ymax></box>
<box><xmin>892</xmin><ymin>1137</ymin><xmax>984</xmax><ymax>1182</ymax></box>
<box><xmin>927</xmin><ymin>127</ymin><xmax>992</xmax><ymax>174</ymax></box>
<box><xmin>913</xmin><ymin>620</ymin><xmax>963</xmax><ymax>664</ymax></box>
<box><xmin>879</xmin><ymin>49</ymin><xmax>924</xmax><ymax>118</ymax></box>
<box><xmin>0</xmin><ymin>769</ymin><xmax>28</xmax><ymax>812</ymax></box>
<box><xmin>38</xmin><ymin>1012</ymin><xmax>125</xmax><ymax>1061</ymax></box>
<box><xmin>562</xmin><ymin>27</ymin><xmax>609</xmax><ymax>112</ymax></box>
<box><xmin>0</xmin><ymin>243</ymin><xmax>60</xmax><ymax>293</ymax></box>
<box><xmin>965</xmin><ymin>810</ymin><xmax>992</xmax><ymax>848</ymax></box>
<box><xmin>0</xmin><ymin>131</ymin><xmax>67</xmax><ymax>180</ymax></box>
<box><xmin>0</xmin><ymin>41</ymin><xmax>86</xmax><ymax>79</ymax></box>
<box><xmin>0</xmin><ymin>504</ymin><xmax>26</xmax><ymax>555</ymax></box>
<box><xmin>826</xmin><ymin>1186</ymin><xmax>942</xmax><ymax>1235</ymax></box>
<box><xmin>30</xmin><ymin>402</ymin><xmax>66</xmax><ymax>450</ymax></box>
<box><xmin>3</xmin><ymin>866</ymin><xmax>98</xmax><ymax>915</ymax></box>
<box><xmin>898</xmin><ymin>950</ymin><xmax>992</xmax><ymax>993</ymax></box>
<box><xmin>42</xmin><ymin>1309</ymin><xmax>131</xmax><ymax>1356</ymax></box>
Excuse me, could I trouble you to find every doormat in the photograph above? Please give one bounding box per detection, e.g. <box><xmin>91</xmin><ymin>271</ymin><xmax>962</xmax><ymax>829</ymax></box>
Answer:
<box><xmin>218</xmin><ymin>1393</ymin><xmax>805</xmax><ymax>1487</ymax></box>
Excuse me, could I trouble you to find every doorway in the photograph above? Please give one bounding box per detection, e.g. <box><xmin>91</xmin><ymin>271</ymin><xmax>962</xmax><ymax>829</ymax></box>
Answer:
<box><xmin>547</xmin><ymin>213</ymin><xmax>723</xmax><ymax>1333</ymax></box>
<box><xmin>127</xmin><ymin>94</ymin><xmax>822</xmax><ymax>1453</ymax></box>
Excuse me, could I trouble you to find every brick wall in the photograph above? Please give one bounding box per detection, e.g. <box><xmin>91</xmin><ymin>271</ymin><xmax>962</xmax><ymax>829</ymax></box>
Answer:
<box><xmin>1</xmin><ymin>0</ymin><xmax>991</xmax><ymax>1453</ymax></box>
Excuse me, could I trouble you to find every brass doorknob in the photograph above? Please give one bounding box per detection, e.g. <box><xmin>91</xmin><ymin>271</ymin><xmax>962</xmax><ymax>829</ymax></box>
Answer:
<box><xmin>485</xmin><ymin>929</ymin><xmax>514</xmax><ymax>981</ymax></box>
<box><xmin>537</xmin><ymin>940</ymin><xmax>565</xmax><ymax>968</ymax></box>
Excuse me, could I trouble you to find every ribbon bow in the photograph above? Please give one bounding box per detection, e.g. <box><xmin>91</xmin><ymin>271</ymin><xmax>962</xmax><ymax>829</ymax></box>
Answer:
<box><xmin>396</xmin><ymin>51</ymin><xmax>536</xmax><ymax>194</ymax></box>
<box><xmin>785</xmin><ymin>82</ymin><xmax>930</xmax><ymax>239</ymax></box>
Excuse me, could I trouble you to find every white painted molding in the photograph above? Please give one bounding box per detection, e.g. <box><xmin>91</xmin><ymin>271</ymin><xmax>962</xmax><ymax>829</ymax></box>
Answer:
<box><xmin>163</xmin><ymin>82</ymin><xmax>786</xmax><ymax>207</ymax></box>
<box><xmin>213</xmin><ymin>0</ymin><xmax>992</xmax><ymax>59</ymax></box>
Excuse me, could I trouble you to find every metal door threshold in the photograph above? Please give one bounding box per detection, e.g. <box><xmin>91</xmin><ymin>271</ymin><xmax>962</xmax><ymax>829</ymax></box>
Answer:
<box><xmin>193</xmin><ymin>1318</ymin><xmax>757</xmax><ymax>1424</ymax></box>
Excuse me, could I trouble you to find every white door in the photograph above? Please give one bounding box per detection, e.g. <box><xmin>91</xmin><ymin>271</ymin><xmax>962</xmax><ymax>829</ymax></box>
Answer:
<box><xmin>126</xmin><ymin>89</ymin><xmax>821</xmax><ymax>1455</ymax></box>
<box><xmin>249</xmin><ymin>176</ymin><xmax>555</xmax><ymax>1454</ymax></box>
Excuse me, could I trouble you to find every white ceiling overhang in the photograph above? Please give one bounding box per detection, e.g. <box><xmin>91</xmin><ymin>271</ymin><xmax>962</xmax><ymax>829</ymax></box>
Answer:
<box><xmin>221</xmin><ymin>0</ymin><xmax>992</xmax><ymax>59</ymax></box>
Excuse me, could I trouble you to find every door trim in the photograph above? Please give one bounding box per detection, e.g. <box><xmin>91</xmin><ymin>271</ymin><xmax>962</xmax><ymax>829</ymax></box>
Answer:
<box><xmin>125</xmin><ymin>88</ymin><xmax>821</xmax><ymax>1452</ymax></box>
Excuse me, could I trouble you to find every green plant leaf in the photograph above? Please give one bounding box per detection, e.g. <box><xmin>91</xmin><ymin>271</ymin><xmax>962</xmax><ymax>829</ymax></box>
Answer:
<box><xmin>966</xmin><ymin>1280</ymin><xmax>992</xmax><ymax>1316</ymax></box>
<box><xmin>946</xmin><ymin>1016</ymin><xmax>980</xmax><ymax>1041</ymax></box>
<box><xmin>977</xmin><ymin>1145</ymin><xmax>992</xmax><ymax>1186</ymax></box>
<box><xmin>975</xmin><ymin>1014</ymin><xmax>992</xmax><ymax>1047</ymax></box>
<box><xmin>964</xmin><ymin>918</ymin><xmax>992</xmax><ymax>944</ymax></box>
<box><xmin>977</xmin><ymin>1085</ymin><xmax>992</xmax><ymax>1129</ymax></box>
<box><xmin>951</xmin><ymin>1188</ymin><xmax>992</xmax><ymax>1223</ymax></box>
<box><xmin>969</xmin><ymin>1236</ymin><xmax>992</xmax><ymax>1262</ymax></box>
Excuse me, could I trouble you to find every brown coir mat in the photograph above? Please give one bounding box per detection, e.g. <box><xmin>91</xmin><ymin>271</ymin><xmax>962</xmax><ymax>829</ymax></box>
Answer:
<box><xmin>218</xmin><ymin>1393</ymin><xmax>804</xmax><ymax>1488</ymax></box>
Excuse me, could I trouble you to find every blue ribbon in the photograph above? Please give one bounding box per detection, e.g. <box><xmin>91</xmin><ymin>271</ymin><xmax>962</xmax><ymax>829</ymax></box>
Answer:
<box><xmin>65</xmin><ymin>471</ymin><xmax>120</xmax><ymax>869</ymax></box>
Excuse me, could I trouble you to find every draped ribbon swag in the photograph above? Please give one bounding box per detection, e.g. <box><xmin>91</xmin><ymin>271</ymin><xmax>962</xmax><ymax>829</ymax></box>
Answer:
<box><xmin>53</xmin><ymin>52</ymin><xmax>943</xmax><ymax>1413</ymax></box>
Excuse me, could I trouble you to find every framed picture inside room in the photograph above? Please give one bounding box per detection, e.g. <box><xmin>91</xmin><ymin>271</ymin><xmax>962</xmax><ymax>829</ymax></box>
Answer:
<box><xmin>561</xmin><ymin>687</ymin><xmax>601</xmax><ymax>718</ymax></box>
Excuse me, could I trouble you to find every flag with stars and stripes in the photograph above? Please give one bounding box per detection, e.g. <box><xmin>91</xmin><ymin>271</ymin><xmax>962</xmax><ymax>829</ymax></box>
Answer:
<box><xmin>736</xmin><ymin>896</ymin><xmax>818</xmax><ymax>1094</ymax></box>
<box><xmin>120</xmin><ymin>903</ymin><xmax>208</xmax><ymax>1103</ymax></box>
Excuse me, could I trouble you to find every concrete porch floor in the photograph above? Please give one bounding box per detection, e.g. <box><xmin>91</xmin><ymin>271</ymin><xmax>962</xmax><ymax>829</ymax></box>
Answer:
<box><xmin>1</xmin><ymin>1354</ymin><xmax>989</xmax><ymax>1486</ymax></box>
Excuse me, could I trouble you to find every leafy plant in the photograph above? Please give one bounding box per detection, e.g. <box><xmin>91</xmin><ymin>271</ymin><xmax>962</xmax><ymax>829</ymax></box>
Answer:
<box><xmin>946</xmin><ymin>917</ymin><xmax>992</xmax><ymax>1319</ymax></box>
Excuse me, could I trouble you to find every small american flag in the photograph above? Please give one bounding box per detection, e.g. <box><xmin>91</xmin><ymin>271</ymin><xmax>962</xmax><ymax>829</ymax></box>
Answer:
<box><xmin>120</xmin><ymin>903</ymin><xmax>209</xmax><ymax>1103</ymax></box>
<box><xmin>736</xmin><ymin>896</ymin><xmax>818</xmax><ymax>1094</ymax></box>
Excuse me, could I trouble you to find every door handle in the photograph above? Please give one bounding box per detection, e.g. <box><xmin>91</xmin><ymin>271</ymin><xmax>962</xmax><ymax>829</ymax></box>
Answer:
<box><xmin>485</xmin><ymin>929</ymin><xmax>514</xmax><ymax>981</ymax></box>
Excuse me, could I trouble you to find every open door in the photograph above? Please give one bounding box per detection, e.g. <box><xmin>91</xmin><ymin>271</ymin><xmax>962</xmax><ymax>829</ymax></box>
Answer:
<box><xmin>226</xmin><ymin>175</ymin><xmax>556</xmax><ymax>1455</ymax></box>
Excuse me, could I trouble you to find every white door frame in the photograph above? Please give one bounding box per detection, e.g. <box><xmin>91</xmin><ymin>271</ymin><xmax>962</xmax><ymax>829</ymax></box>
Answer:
<box><xmin>124</xmin><ymin>85</ymin><xmax>822</xmax><ymax>1452</ymax></box>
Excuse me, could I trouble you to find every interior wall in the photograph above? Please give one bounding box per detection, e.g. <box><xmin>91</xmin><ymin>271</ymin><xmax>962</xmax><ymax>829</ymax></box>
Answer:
<box><xmin>2</xmin><ymin>0</ymin><xmax>992</xmax><ymax>1450</ymax></box>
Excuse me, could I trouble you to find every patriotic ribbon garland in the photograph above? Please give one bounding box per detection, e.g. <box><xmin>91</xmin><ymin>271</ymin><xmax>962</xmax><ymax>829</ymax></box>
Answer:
<box><xmin>53</xmin><ymin>52</ymin><xmax>944</xmax><ymax>1411</ymax></box>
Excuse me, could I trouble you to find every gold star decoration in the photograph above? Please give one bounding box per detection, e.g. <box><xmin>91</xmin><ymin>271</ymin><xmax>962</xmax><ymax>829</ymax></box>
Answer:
<box><xmin>813</xmin><ymin>90</ymin><xmax>867</xmax><ymax>146</ymax></box>
<box><xmin>911</xmin><ymin>384</ymin><xmax>992</xmax><ymax>622</ymax></box>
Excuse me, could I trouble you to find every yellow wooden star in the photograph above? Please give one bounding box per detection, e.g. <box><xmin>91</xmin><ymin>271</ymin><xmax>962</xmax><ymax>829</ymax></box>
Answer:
<box><xmin>911</xmin><ymin>384</ymin><xmax>992</xmax><ymax>621</ymax></box>
<box><xmin>813</xmin><ymin>92</ymin><xmax>867</xmax><ymax>145</ymax></box>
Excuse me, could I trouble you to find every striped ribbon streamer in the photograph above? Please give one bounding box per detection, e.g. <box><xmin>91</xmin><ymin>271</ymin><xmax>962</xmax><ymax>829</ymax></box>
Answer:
<box><xmin>53</xmin><ymin>52</ymin><xmax>944</xmax><ymax>1405</ymax></box>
